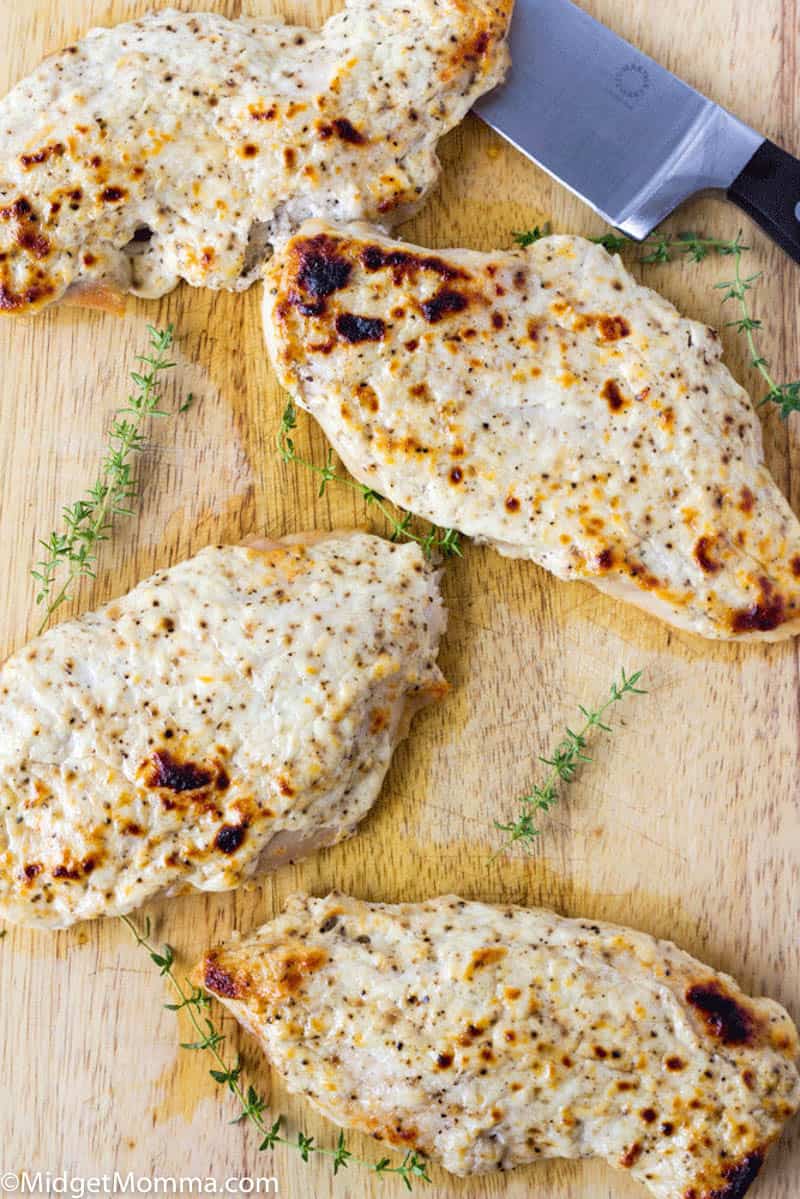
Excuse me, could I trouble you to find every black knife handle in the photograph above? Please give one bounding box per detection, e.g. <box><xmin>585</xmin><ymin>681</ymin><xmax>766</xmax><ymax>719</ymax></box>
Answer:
<box><xmin>727</xmin><ymin>139</ymin><xmax>800</xmax><ymax>264</ymax></box>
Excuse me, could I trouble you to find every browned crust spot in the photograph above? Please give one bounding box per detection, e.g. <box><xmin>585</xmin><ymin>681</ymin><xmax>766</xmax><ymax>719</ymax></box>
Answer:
<box><xmin>20</xmin><ymin>141</ymin><xmax>65</xmax><ymax>169</ymax></box>
<box><xmin>335</xmin><ymin>312</ymin><xmax>385</xmax><ymax>343</ymax></box>
<box><xmin>0</xmin><ymin>196</ymin><xmax>33</xmax><ymax>221</ymax></box>
<box><xmin>698</xmin><ymin>1150</ymin><xmax>765</xmax><ymax>1199</ymax></box>
<box><xmin>730</xmin><ymin>578</ymin><xmax>786</xmax><ymax>634</ymax></box>
<box><xmin>203</xmin><ymin>954</ymin><xmax>240</xmax><ymax>998</ymax></box>
<box><xmin>318</xmin><ymin>117</ymin><xmax>367</xmax><ymax>145</ymax></box>
<box><xmin>283</xmin><ymin>289</ymin><xmax>325</xmax><ymax>318</ymax></box>
<box><xmin>271</xmin><ymin>946</ymin><xmax>329</xmax><ymax>998</ymax></box>
<box><xmin>694</xmin><ymin>536</ymin><xmax>721</xmax><ymax>574</ymax></box>
<box><xmin>146</xmin><ymin>750</ymin><xmax>214</xmax><ymax>793</ymax></box>
<box><xmin>597</xmin><ymin>314</ymin><xmax>631</xmax><ymax>341</ymax></box>
<box><xmin>596</xmin><ymin>546</ymin><xmax>615</xmax><ymax>572</ymax></box>
<box><xmin>0</xmin><ymin>277</ymin><xmax>57</xmax><ymax>312</ymax></box>
<box><xmin>421</xmin><ymin>288</ymin><xmax>469</xmax><ymax>323</ymax></box>
<box><xmin>620</xmin><ymin>1142</ymin><xmax>642</xmax><ymax>1168</ymax></box>
<box><xmin>739</xmin><ymin>487</ymin><xmax>755</xmax><ymax>515</ymax></box>
<box><xmin>573</xmin><ymin>311</ymin><xmax>631</xmax><ymax>341</ymax></box>
<box><xmin>52</xmin><ymin>854</ymin><xmax>98</xmax><ymax>881</ymax></box>
<box><xmin>293</xmin><ymin>234</ymin><xmax>352</xmax><ymax>299</ymax></box>
<box><xmin>601</xmin><ymin>378</ymin><xmax>628</xmax><ymax>412</ymax></box>
<box><xmin>685</xmin><ymin>980</ymin><xmax>758</xmax><ymax>1046</ymax></box>
<box><xmin>458</xmin><ymin>29</ymin><xmax>491</xmax><ymax>64</ymax></box>
<box><xmin>464</xmin><ymin>945</ymin><xmax>507</xmax><ymax>979</ymax></box>
<box><xmin>16</xmin><ymin>227</ymin><xmax>50</xmax><ymax>258</ymax></box>
<box><xmin>360</xmin><ymin>1115</ymin><xmax>421</xmax><ymax>1148</ymax></box>
<box><xmin>357</xmin><ymin>383</ymin><xmax>379</xmax><ymax>412</ymax></box>
<box><xmin>214</xmin><ymin>823</ymin><xmax>248</xmax><ymax>854</ymax></box>
<box><xmin>360</xmin><ymin>244</ymin><xmax>467</xmax><ymax>284</ymax></box>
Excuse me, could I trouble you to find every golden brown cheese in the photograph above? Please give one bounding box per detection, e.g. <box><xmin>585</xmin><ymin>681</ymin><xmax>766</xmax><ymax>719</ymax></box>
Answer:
<box><xmin>0</xmin><ymin>1</ymin><xmax>511</xmax><ymax>314</ymax></box>
<box><xmin>198</xmin><ymin>893</ymin><xmax>800</xmax><ymax>1199</ymax></box>
<box><xmin>0</xmin><ymin>533</ymin><xmax>446</xmax><ymax>929</ymax></box>
<box><xmin>264</xmin><ymin>221</ymin><xmax>800</xmax><ymax>640</ymax></box>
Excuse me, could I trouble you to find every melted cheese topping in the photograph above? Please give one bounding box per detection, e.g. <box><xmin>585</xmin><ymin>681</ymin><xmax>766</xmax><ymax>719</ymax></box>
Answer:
<box><xmin>0</xmin><ymin>1</ymin><xmax>511</xmax><ymax>313</ymax></box>
<box><xmin>264</xmin><ymin>221</ymin><xmax>800</xmax><ymax>640</ymax></box>
<box><xmin>199</xmin><ymin>893</ymin><xmax>800</xmax><ymax>1199</ymax></box>
<box><xmin>0</xmin><ymin>534</ymin><xmax>446</xmax><ymax>929</ymax></box>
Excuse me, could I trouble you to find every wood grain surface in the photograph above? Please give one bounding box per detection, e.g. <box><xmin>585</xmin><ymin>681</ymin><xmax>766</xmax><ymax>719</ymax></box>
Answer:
<box><xmin>0</xmin><ymin>2</ymin><xmax>798</xmax><ymax>1197</ymax></box>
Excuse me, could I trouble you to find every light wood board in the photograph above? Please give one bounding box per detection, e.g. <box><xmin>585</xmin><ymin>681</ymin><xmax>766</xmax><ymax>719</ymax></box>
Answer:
<box><xmin>0</xmin><ymin>1</ymin><xmax>798</xmax><ymax>1196</ymax></box>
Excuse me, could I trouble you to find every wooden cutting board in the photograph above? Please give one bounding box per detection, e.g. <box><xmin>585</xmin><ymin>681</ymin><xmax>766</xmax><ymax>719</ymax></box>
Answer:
<box><xmin>0</xmin><ymin>2</ymin><xmax>798</xmax><ymax>1197</ymax></box>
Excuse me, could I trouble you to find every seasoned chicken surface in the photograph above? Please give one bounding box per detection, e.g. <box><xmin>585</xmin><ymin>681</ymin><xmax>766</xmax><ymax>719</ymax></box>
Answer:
<box><xmin>0</xmin><ymin>534</ymin><xmax>446</xmax><ymax>929</ymax></box>
<box><xmin>0</xmin><ymin>1</ymin><xmax>511</xmax><ymax>315</ymax></box>
<box><xmin>199</xmin><ymin>893</ymin><xmax>800</xmax><ymax>1199</ymax></box>
<box><xmin>265</xmin><ymin>221</ymin><xmax>800</xmax><ymax>640</ymax></box>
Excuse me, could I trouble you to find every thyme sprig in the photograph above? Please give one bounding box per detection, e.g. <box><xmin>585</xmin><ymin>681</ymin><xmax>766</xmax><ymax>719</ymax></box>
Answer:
<box><xmin>590</xmin><ymin>230</ymin><xmax>800</xmax><ymax>418</ymax></box>
<box><xmin>494</xmin><ymin>669</ymin><xmax>646</xmax><ymax>854</ymax></box>
<box><xmin>277</xmin><ymin>400</ymin><xmax>461</xmax><ymax>559</ymax></box>
<box><xmin>122</xmin><ymin>914</ymin><xmax>431</xmax><ymax>1189</ymax></box>
<box><xmin>32</xmin><ymin>325</ymin><xmax>190</xmax><ymax>635</ymax></box>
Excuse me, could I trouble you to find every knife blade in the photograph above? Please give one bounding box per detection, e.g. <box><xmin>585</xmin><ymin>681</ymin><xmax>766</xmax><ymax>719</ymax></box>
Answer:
<box><xmin>475</xmin><ymin>0</ymin><xmax>800</xmax><ymax>263</ymax></box>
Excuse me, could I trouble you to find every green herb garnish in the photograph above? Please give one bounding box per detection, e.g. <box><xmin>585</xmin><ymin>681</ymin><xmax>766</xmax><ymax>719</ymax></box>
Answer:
<box><xmin>493</xmin><ymin>669</ymin><xmax>646</xmax><ymax>854</ymax></box>
<box><xmin>32</xmin><ymin>325</ymin><xmax>190</xmax><ymax>634</ymax></box>
<box><xmin>512</xmin><ymin>223</ymin><xmax>551</xmax><ymax>247</ymax></box>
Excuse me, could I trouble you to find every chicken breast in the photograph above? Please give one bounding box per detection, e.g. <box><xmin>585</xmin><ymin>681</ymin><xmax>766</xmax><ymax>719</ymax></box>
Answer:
<box><xmin>198</xmin><ymin>892</ymin><xmax>800</xmax><ymax>1199</ymax></box>
<box><xmin>0</xmin><ymin>1</ymin><xmax>511</xmax><ymax>315</ymax></box>
<box><xmin>264</xmin><ymin>221</ymin><xmax>800</xmax><ymax>641</ymax></box>
<box><xmin>0</xmin><ymin>533</ymin><xmax>446</xmax><ymax>930</ymax></box>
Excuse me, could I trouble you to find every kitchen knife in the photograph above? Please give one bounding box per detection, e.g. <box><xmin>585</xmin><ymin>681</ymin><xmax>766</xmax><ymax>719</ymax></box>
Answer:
<box><xmin>475</xmin><ymin>0</ymin><xmax>800</xmax><ymax>263</ymax></box>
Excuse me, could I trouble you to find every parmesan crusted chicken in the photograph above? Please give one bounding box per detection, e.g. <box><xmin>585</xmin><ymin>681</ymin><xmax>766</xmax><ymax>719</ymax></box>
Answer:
<box><xmin>265</xmin><ymin>221</ymin><xmax>800</xmax><ymax>640</ymax></box>
<box><xmin>198</xmin><ymin>893</ymin><xmax>800</xmax><ymax>1199</ymax></box>
<box><xmin>0</xmin><ymin>534</ymin><xmax>446</xmax><ymax>930</ymax></box>
<box><xmin>0</xmin><ymin>1</ymin><xmax>511</xmax><ymax>315</ymax></box>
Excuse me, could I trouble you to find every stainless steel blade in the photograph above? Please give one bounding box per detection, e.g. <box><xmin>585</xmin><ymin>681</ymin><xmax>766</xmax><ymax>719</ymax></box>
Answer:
<box><xmin>475</xmin><ymin>0</ymin><xmax>764</xmax><ymax>238</ymax></box>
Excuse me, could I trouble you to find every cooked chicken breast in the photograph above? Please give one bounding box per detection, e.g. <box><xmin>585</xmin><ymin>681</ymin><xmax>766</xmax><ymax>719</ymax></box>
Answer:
<box><xmin>198</xmin><ymin>892</ymin><xmax>800</xmax><ymax>1199</ymax></box>
<box><xmin>0</xmin><ymin>534</ymin><xmax>446</xmax><ymax>930</ymax></box>
<box><xmin>264</xmin><ymin>221</ymin><xmax>800</xmax><ymax>641</ymax></box>
<box><xmin>0</xmin><ymin>1</ymin><xmax>511</xmax><ymax>315</ymax></box>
